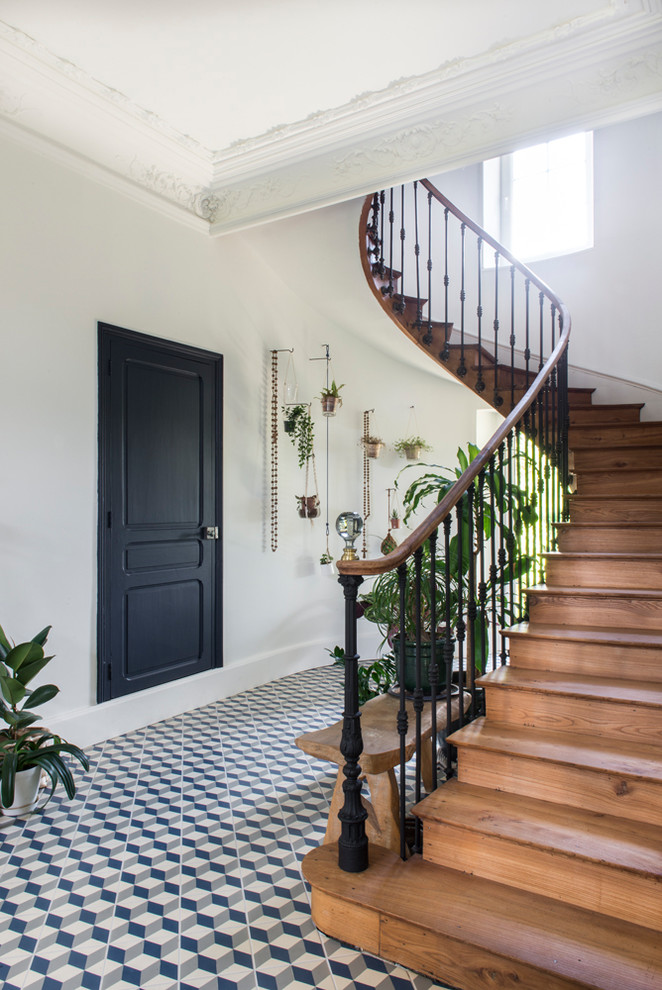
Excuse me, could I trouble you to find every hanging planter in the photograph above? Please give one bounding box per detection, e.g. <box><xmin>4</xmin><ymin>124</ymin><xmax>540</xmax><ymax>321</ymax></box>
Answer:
<box><xmin>297</xmin><ymin>495</ymin><xmax>320</xmax><ymax>518</ymax></box>
<box><xmin>390</xmin><ymin>510</ymin><xmax>401</xmax><ymax>529</ymax></box>
<box><xmin>283</xmin><ymin>405</ymin><xmax>315</xmax><ymax>464</ymax></box>
<box><xmin>319</xmin><ymin>380</ymin><xmax>344</xmax><ymax>417</ymax></box>
<box><xmin>394</xmin><ymin>435</ymin><xmax>432</xmax><ymax>461</ymax></box>
<box><xmin>360</xmin><ymin>436</ymin><xmax>384</xmax><ymax>459</ymax></box>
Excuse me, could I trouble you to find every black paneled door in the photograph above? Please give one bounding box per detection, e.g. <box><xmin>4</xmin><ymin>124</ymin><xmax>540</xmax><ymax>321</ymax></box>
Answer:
<box><xmin>98</xmin><ymin>324</ymin><xmax>222</xmax><ymax>702</ymax></box>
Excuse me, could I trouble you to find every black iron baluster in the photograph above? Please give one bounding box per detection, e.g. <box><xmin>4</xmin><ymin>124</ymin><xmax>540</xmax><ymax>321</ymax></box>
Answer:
<box><xmin>489</xmin><ymin>455</ymin><xmax>498</xmax><ymax>671</ymax></box>
<box><xmin>560</xmin><ymin>348</ymin><xmax>570</xmax><ymax>520</ymax></box>
<box><xmin>394</xmin><ymin>186</ymin><xmax>406</xmax><ymax>315</ymax></box>
<box><xmin>412</xmin><ymin>546</ymin><xmax>424</xmax><ymax>855</ymax></box>
<box><xmin>510</xmin><ymin>266</ymin><xmax>516</xmax><ymax>408</ymax></box>
<box><xmin>493</xmin><ymin>250</ymin><xmax>503</xmax><ymax>408</ymax></box>
<box><xmin>428</xmin><ymin>530</ymin><xmax>439</xmax><ymax>791</ymax></box>
<box><xmin>515</xmin><ymin>421</ymin><xmax>524</xmax><ymax>620</ymax></box>
<box><xmin>498</xmin><ymin>442</ymin><xmax>508</xmax><ymax>666</ymax></box>
<box><xmin>443</xmin><ymin>515</ymin><xmax>454</xmax><ymax>778</ymax></box>
<box><xmin>337</xmin><ymin>574</ymin><xmax>368</xmax><ymax>873</ymax></box>
<box><xmin>413</xmin><ymin>181</ymin><xmax>422</xmax><ymax>331</ymax></box>
<box><xmin>506</xmin><ymin>430</ymin><xmax>515</xmax><ymax>629</ymax></box>
<box><xmin>523</xmin><ymin>408</ymin><xmax>532</xmax><ymax>621</ymax></box>
<box><xmin>441</xmin><ymin>206</ymin><xmax>450</xmax><ymax>361</ymax></box>
<box><xmin>455</xmin><ymin>500</ymin><xmax>466</xmax><ymax>729</ymax></box>
<box><xmin>424</xmin><ymin>191</ymin><xmax>433</xmax><ymax>347</ymax></box>
<box><xmin>367</xmin><ymin>192</ymin><xmax>380</xmax><ymax>264</ymax></box>
<box><xmin>524</xmin><ymin>278</ymin><xmax>531</xmax><ymax>385</ymax></box>
<box><xmin>384</xmin><ymin>188</ymin><xmax>395</xmax><ymax>298</ymax></box>
<box><xmin>476</xmin><ymin>237</ymin><xmax>485</xmax><ymax>393</ymax></box>
<box><xmin>397</xmin><ymin>563</ymin><xmax>408</xmax><ymax>861</ymax></box>
<box><xmin>458</xmin><ymin>223</ymin><xmax>467</xmax><ymax>378</ymax></box>
<box><xmin>466</xmin><ymin>484</ymin><xmax>478</xmax><ymax>718</ymax></box>
<box><xmin>478</xmin><ymin>469</ymin><xmax>488</xmax><ymax>677</ymax></box>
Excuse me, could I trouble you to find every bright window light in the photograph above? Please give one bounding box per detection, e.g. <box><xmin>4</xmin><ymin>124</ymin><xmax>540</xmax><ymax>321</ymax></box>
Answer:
<box><xmin>483</xmin><ymin>132</ymin><xmax>594</xmax><ymax>263</ymax></box>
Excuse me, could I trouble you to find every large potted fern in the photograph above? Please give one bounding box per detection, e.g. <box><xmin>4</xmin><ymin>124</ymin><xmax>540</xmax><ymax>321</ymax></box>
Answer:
<box><xmin>0</xmin><ymin>623</ymin><xmax>88</xmax><ymax>817</ymax></box>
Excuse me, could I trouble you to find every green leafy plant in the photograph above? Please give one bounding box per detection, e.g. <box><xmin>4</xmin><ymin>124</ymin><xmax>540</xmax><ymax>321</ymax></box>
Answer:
<box><xmin>360</xmin><ymin>443</ymin><xmax>538</xmax><ymax>674</ymax></box>
<box><xmin>320</xmin><ymin>380</ymin><xmax>344</xmax><ymax>399</ymax></box>
<box><xmin>283</xmin><ymin>404</ymin><xmax>315</xmax><ymax>467</ymax></box>
<box><xmin>327</xmin><ymin>647</ymin><xmax>397</xmax><ymax>706</ymax></box>
<box><xmin>320</xmin><ymin>552</ymin><xmax>333</xmax><ymax>565</ymax></box>
<box><xmin>394</xmin><ymin>435</ymin><xmax>432</xmax><ymax>457</ymax></box>
<box><xmin>0</xmin><ymin>623</ymin><xmax>88</xmax><ymax>812</ymax></box>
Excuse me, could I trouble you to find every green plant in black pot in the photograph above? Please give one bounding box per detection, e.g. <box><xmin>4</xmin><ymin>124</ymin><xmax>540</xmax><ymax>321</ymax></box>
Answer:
<box><xmin>360</xmin><ymin>443</ymin><xmax>538</xmax><ymax>691</ymax></box>
<box><xmin>0</xmin><ymin>623</ymin><xmax>88</xmax><ymax>817</ymax></box>
<box><xmin>283</xmin><ymin>404</ymin><xmax>315</xmax><ymax>467</ymax></box>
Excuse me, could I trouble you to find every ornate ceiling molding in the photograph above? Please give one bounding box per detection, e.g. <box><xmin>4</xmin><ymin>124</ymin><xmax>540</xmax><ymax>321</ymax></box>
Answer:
<box><xmin>0</xmin><ymin>3</ymin><xmax>660</xmax><ymax>235</ymax></box>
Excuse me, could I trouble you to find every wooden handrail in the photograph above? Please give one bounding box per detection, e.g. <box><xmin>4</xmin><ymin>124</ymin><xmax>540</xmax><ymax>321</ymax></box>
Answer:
<box><xmin>339</xmin><ymin>181</ymin><xmax>571</xmax><ymax>578</ymax></box>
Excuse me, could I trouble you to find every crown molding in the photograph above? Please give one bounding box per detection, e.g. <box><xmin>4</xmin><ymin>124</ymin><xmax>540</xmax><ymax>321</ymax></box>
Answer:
<box><xmin>0</xmin><ymin>3</ymin><xmax>660</xmax><ymax>236</ymax></box>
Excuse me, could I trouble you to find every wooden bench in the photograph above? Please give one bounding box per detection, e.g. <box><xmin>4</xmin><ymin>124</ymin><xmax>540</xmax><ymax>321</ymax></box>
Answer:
<box><xmin>296</xmin><ymin>689</ymin><xmax>470</xmax><ymax>855</ymax></box>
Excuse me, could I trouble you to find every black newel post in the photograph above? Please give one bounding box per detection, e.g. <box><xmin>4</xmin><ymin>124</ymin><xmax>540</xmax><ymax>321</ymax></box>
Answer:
<box><xmin>337</xmin><ymin>573</ymin><xmax>368</xmax><ymax>873</ymax></box>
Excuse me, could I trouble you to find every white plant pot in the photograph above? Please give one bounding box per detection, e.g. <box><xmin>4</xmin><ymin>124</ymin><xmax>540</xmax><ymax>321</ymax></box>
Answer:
<box><xmin>1</xmin><ymin>766</ymin><xmax>41</xmax><ymax>817</ymax></box>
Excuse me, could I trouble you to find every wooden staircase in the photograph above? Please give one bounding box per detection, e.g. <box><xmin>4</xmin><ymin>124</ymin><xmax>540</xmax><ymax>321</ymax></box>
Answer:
<box><xmin>304</xmin><ymin>393</ymin><xmax>662</xmax><ymax>989</ymax></box>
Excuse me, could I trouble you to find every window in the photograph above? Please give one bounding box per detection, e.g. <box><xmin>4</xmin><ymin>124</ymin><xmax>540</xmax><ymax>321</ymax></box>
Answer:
<box><xmin>483</xmin><ymin>131</ymin><xmax>593</xmax><ymax>263</ymax></box>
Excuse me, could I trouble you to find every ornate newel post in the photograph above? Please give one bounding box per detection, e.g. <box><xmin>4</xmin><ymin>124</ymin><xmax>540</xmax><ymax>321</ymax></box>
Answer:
<box><xmin>337</xmin><ymin>572</ymin><xmax>368</xmax><ymax>873</ymax></box>
<box><xmin>335</xmin><ymin>511</ymin><xmax>368</xmax><ymax>873</ymax></box>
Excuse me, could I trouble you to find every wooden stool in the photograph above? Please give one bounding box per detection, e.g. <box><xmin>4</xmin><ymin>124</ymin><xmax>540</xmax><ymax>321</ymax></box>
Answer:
<box><xmin>296</xmin><ymin>689</ymin><xmax>469</xmax><ymax>855</ymax></box>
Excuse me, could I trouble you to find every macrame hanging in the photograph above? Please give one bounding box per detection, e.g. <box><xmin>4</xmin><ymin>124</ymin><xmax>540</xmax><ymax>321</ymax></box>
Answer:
<box><xmin>298</xmin><ymin>427</ymin><xmax>320</xmax><ymax>519</ymax></box>
<box><xmin>380</xmin><ymin>488</ymin><xmax>399</xmax><ymax>555</ymax></box>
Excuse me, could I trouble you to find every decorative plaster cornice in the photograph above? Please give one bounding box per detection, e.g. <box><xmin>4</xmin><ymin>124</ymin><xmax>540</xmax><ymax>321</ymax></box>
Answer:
<box><xmin>0</xmin><ymin>3</ymin><xmax>660</xmax><ymax>235</ymax></box>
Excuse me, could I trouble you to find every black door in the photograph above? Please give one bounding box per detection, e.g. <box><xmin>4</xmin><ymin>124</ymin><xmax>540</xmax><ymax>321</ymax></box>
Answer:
<box><xmin>98</xmin><ymin>324</ymin><xmax>222</xmax><ymax>702</ymax></box>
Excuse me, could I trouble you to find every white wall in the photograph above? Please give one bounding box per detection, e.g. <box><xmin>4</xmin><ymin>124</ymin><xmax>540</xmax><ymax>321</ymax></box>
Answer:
<box><xmin>0</xmin><ymin>134</ymin><xmax>485</xmax><ymax>746</ymax></box>
<box><xmin>431</xmin><ymin>110</ymin><xmax>662</xmax><ymax>418</ymax></box>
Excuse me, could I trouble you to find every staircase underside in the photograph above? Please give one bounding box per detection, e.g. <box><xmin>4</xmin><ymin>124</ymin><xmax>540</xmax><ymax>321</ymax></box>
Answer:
<box><xmin>303</xmin><ymin>382</ymin><xmax>662</xmax><ymax>987</ymax></box>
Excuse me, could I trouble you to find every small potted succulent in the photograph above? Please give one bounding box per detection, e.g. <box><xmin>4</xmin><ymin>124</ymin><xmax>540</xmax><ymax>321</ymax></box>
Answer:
<box><xmin>319</xmin><ymin>380</ymin><xmax>344</xmax><ymax>416</ymax></box>
<box><xmin>320</xmin><ymin>552</ymin><xmax>333</xmax><ymax>566</ymax></box>
<box><xmin>0</xmin><ymin>623</ymin><xmax>88</xmax><ymax>818</ymax></box>
<box><xmin>360</xmin><ymin>435</ymin><xmax>384</xmax><ymax>459</ymax></box>
<box><xmin>394</xmin><ymin>435</ymin><xmax>432</xmax><ymax>461</ymax></box>
<box><xmin>390</xmin><ymin>508</ymin><xmax>401</xmax><ymax>529</ymax></box>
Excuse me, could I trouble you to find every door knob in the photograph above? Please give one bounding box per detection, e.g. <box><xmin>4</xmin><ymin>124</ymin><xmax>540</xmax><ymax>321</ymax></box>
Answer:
<box><xmin>203</xmin><ymin>526</ymin><xmax>219</xmax><ymax>540</ymax></box>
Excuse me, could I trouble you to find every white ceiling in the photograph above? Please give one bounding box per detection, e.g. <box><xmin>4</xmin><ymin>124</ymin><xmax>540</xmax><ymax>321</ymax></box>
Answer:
<box><xmin>0</xmin><ymin>0</ymin><xmax>660</xmax><ymax>233</ymax></box>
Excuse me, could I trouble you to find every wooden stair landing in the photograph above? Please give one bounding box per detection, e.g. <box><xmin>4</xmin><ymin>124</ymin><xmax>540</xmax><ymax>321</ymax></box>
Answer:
<box><xmin>304</xmin><ymin>843</ymin><xmax>662</xmax><ymax>990</ymax></box>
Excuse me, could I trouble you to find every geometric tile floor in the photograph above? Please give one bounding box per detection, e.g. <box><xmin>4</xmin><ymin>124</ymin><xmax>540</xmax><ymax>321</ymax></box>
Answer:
<box><xmin>0</xmin><ymin>665</ymin><xmax>451</xmax><ymax>990</ymax></box>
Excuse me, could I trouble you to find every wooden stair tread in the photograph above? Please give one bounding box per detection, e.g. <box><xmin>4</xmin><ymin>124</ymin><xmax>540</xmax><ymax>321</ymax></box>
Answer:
<box><xmin>304</xmin><ymin>844</ymin><xmax>662</xmax><ymax>990</ymax></box>
<box><xmin>506</xmin><ymin>621</ymin><xmax>662</xmax><ymax>648</ymax></box>
<box><xmin>577</xmin><ymin>403</ymin><xmax>645</xmax><ymax>412</ymax></box>
<box><xmin>448</xmin><ymin>719</ymin><xmax>662</xmax><ymax>781</ymax></box>
<box><xmin>527</xmin><ymin>583</ymin><xmax>662</xmax><ymax>600</ymax></box>
<box><xmin>478</xmin><ymin>665</ymin><xmax>662</xmax><ymax>706</ymax></box>
<box><xmin>414</xmin><ymin>780</ymin><xmax>662</xmax><ymax>876</ymax></box>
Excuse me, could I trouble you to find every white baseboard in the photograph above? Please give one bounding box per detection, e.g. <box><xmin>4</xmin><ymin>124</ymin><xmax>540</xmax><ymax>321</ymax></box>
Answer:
<box><xmin>47</xmin><ymin>643</ymin><xmax>329</xmax><ymax>749</ymax></box>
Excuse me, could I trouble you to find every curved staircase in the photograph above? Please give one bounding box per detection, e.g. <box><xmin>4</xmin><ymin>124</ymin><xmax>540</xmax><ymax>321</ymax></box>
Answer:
<box><xmin>303</xmin><ymin>184</ymin><xmax>662</xmax><ymax>989</ymax></box>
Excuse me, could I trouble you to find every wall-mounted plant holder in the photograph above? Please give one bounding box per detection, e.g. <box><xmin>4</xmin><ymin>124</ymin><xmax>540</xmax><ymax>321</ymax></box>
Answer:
<box><xmin>395</xmin><ymin>406</ymin><xmax>432</xmax><ymax>460</ymax></box>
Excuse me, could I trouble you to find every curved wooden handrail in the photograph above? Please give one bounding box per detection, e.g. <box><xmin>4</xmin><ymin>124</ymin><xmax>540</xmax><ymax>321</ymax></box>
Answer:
<box><xmin>339</xmin><ymin>181</ymin><xmax>571</xmax><ymax>578</ymax></box>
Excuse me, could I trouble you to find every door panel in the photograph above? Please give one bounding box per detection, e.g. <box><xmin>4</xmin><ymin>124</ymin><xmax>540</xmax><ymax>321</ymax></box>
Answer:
<box><xmin>98</xmin><ymin>324</ymin><xmax>222</xmax><ymax>701</ymax></box>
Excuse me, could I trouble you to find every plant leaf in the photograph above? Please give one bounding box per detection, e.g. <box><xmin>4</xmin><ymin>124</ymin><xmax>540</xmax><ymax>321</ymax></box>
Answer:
<box><xmin>0</xmin><ymin>749</ymin><xmax>17</xmax><ymax>808</ymax></box>
<box><xmin>0</xmin><ymin>671</ymin><xmax>26</xmax><ymax>706</ymax></box>
<box><xmin>25</xmin><ymin>684</ymin><xmax>59</xmax><ymax>709</ymax></box>
<box><xmin>4</xmin><ymin>642</ymin><xmax>38</xmax><ymax>673</ymax></box>
<box><xmin>31</xmin><ymin>626</ymin><xmax>51</xmax><ymax>648</ymax></box>
<box><xmin>17</xmin><ymin>654</ymin><xmax>54</xmax><ymax>686</ymax></box>
<box><xmin>0</xmin><ymin>624</ymin><xmax>11</xmax><ymax>661</ymax></box>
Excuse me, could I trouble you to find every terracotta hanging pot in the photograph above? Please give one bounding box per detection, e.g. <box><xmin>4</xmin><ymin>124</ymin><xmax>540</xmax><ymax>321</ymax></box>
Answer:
<box><xmin>390</xmin><ymin>516</ymin><xmax>400</xmax><ymax>529</ymax></box>
<box><xmin>296</xmin><ymin>495</ymin><xmax>320</xmax><ymax>518</ymax></box>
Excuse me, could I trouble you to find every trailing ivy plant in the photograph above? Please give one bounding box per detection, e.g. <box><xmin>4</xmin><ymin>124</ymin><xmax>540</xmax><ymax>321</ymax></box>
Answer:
<box><xmin>283</xmin><ymin>404</ymin><xmax>315</xmax><ymax>467</ymax></box>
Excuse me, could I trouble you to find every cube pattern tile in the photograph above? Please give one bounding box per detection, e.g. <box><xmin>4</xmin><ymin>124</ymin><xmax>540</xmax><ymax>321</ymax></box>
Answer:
<box><xmin>0</xmin><ymin>665</ymin><xmax>450</xmax><ymax>990</ymax></box>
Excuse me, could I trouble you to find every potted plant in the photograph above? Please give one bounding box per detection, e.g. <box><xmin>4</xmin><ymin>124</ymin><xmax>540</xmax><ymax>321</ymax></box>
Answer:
<box><xmin>360</xmin><ymin>444</ymin><xmax>537</xmax><ymax>693</ymax></box>
<box><xmin>360</xmin><ymin>435</ymin><xmax>384</xmax><ymax>459</ymax></box>
<box><xmin>283</xmin><ymin>404</ymin><xmax>315</xmax><ymax>467</ymax></box>
<box><xmin>327</xmin><ymin>646</ymin><xmax>397</xmax><ymax>707</ymax></box>
<box><xmin>394</xmin><ymin>435</ymin><xmax>433</xmax><ymax>461</ymax></box>
<box><xmin>319</xmin><ymin>380</ymin><xmax>344</xmax><ymax>416</ymax></box>
<box><xmin>297</xmin><ymin>494</ymin><xmax>320</xmax><ymax>518</ymax></box>
<box><xmin>390</xmin><ymin>508</ymin><xmax>400</xmax><ymax>529</ymax></box>
<box><xmin>0</xmin><ymin>623</ymin><xmax>88</xmax><ymax>817</ymax></box>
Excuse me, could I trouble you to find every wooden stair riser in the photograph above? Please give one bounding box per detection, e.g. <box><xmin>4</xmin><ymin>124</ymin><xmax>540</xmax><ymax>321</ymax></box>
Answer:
<box><xmin>507</xmin><ymin>635</ymin><xmax>662</xmax><ymax>683</ymax></box>
<box><xmin>483</xmin><ymin>686</ymin><xmax>662</xmax><ymax>745</ymax></box>
<box><xmin>569</xmin><ymin>422</ymin><xmax>662</xmax><ymax>447</ymax></box>
<box><xmin>421</xmin><ymin>823</ymin><xmax>662</xmax><ymax>933</ymax></box>
<box><xmin>527</xmin><ymin>590</ymin><xmax>662</xmax><ymax>630</ymax></box>
<box><xmin>566</xmin><ymin>388</ymin><xmax>595</xmax><ymax>407</ymax></box>
<box><xmin>456</xmin><ymin>746</ymin><xmax>662</xmax><ymax>826</ymax></box>
<box><xmin>575</xmin><ymin>471</ymin><xmax>662</xmax><ymax>496</ymax></box>
<box><xmin>568</xmin><ymin>496</ymin><xmax>662</xmax><ymax>522</ymax></box>
<box><xmin>569</xmin><ymin>404</ymin><xmax>643</xmax><ymax>425</ymax></box>
<box><xmin>544</xmin><ymin>555</ymin><xmax>662</xmax><ymax>590</ymax></box>
<box><xmin>556</xmin><ymin>525</ymin><xmax>662</xmax><ymax>552</ymax></box>
<box><xmin>573</xmin><ymin>447</ymin><xmax>662</xmax><ymax>472</ymax></box>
